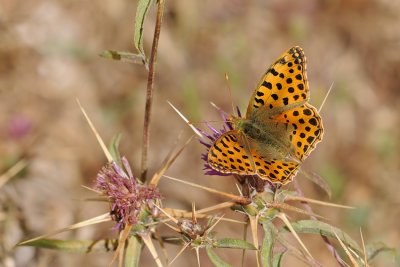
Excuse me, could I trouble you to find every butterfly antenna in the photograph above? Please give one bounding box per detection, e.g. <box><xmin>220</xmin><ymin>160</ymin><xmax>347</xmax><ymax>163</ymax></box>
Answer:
<box><xmin>188</xmin><ymin>120</ymin><xmax>227</xmax><ymax>125</ymax></box>
<box><xmin>210</xmin><ymin>102</ymin><xmax>231</xmax><ymax>124</ymax></box>
<box><xmin>318</xmin><ymin>81</ymin><xmax>334</xmax><ymax>113</ymax></box>
<box><xmin>225</xmin><ymin>73</ymin><xmax>236</xmax><ymax>117</ymax></box>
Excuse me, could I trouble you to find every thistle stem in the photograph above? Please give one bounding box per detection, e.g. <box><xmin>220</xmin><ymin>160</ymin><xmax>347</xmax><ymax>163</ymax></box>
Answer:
<box><xmin>140</xmin><ymin>0</ymin><xmax>165</xmax><ymax>182</ymax></box>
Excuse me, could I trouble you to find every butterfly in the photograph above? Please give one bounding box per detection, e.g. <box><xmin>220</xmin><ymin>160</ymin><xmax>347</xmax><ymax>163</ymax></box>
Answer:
<box><xmin>207</xmin><ymin>46</ymin><xmax>323</xmax><ymax>184</ymax></box>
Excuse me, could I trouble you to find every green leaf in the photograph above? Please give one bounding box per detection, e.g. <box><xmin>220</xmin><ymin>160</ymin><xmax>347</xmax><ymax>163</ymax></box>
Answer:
<box><xmin>280</xmin><ymin>220</ymin><xmax>363</xmax><ymax>254</ymax></box>
<box><xmin>261</xmin><ymin>222</ymin><xmax>275</xmax><ymax>267</ymax></box>
<box><xmin>160</xmin><ymin>236</ymin><xmax>184</xmax><ymax>245</ymax></box>
<box><xmin>108</xmin><ymin>133</ymin><xmax>123</xmax><ymax>166</ymax></box>
<box><xmin>206</xmin><ymin>247</ymin><xmax>232</xmax><ymax>267</ymax></box>
<box><xmin>214</xmin><ymin>238</ymin><xmax>256</xmax><ymax>250</ymax></box>
<box><xmin>274</xmin><ymin>190</ymin><xmax>296</xmax><ymax>204</ymax></box>
<box><xmin>100</xmin><ymin>50</ymin><xmax>145</xmax><ymax>65</ymax></box>
<box><xmin>273</xmin><ymin>252</ymin><xmax>285</xmax><ymax>267</ymax></box>
<box><xmin>19</xmin><ymin>238</ymin><xmax>118</xmax><ymax>253</ymax></box>
<box><xmin>301</xmin><ymin>171</ymin><xmax>332</xmax><ymax>198</ymax></box>
<box><xmin>124</xmin><ymin>236</ymin><xmax>143</xmax><ymax>267</ymax></box>
<box><xmin>366</xmin><ymin>242</ymin><xmax>398</xmax><ymax>262</ymax></box>
<box><xmin>134</xmin><ymin>0</ymin><xmax>154</xmax><ymax>56</ymax></box>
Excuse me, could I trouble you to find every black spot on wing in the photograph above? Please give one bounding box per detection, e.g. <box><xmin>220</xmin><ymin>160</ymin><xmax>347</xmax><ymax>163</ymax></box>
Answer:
<box><xmin>309</xmin><ymin>118</ymin><xmax>318</xmax><ymax>126</ymax></box>
<box><xmin>303</xmin><ymin>108</ymin><xmax>312</xmax><ymax>115</ymax></box>
<box><xmin>262</xmin><ymin>81</ymin><xmax>272</xmax><ymax>89</ymax></box>
<box><xmin>220</xmin><ymin>139</ymin><xmax>229</xmax><ymax>148</ymax></box>
<box><xmin>255</xmin><ymin>98</ymin><xmax>265</xmax><ymax>105</ymax></box>
<box><xmin>283</xmin><ymin>98</ymin><xmax>289</xmax><ymax>105</ymax></box>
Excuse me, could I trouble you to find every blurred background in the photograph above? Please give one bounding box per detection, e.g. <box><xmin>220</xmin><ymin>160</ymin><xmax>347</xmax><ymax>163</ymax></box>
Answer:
<box><xmin>0</xmin><ymin>0</ymin><xmax>399</xmax><ymax>266</ymax></box>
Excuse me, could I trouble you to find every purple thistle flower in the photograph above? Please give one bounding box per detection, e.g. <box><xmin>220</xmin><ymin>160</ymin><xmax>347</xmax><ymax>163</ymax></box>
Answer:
<box><xmin>95</xmin><ymin>157</ymin><xmax>161</xmax><ymax>229</ymax></box>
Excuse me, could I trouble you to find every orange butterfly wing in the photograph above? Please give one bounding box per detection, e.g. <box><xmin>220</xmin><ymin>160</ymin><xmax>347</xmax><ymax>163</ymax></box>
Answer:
<box><xmin>274</xmin><ymin>103</ymin><xmax>323</xmax><ymax>160</ymax></box>
<box><xmin>207</xmin><ymin>130</ymin><xmax>300</xmax><ymax>184</ymax></box>
<box><xmin>207</xmin><ymin>46</ymin><xmax>323</xmax><ymax>184</ymax></box>
<box><xmin>247</xmin><ymin>46</ymin><xmax>309</xmax><ymax>118</ymax></box>
<box><xmin>208</xmin><ymin>130</ymin><xmax>255</xmax><ymax>175</ymax></box>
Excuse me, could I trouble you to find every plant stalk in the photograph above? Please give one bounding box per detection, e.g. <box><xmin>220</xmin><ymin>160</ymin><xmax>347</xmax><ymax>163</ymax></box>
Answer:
<box><xmin>140</xmin><ymin>0</ymin><xmax>165</xmax><ymax>182</ymax></box>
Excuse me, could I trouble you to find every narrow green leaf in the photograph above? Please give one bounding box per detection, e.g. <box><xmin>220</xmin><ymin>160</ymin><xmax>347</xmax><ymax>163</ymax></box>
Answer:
<box><xmin>19</xmin><ymin>238</ymin><xmax>118</xmax><ymax>253</ymax></box>
<box><xmin>273</xmin><ymin>252</ymin><xmax>285</xmax><ymax>267</ymax></box>
<box><xmin>261</xmin><ymin>222</ymin><xmax>275</xmax><ymax>267</ymax></box>
<box><xmin>366</xmin><ymin>242</ymin><xmax>398</xmax><ymax>262</ymax></box>
<box><xmin>100</xmin><ymin>50</ymin><xmax>146</xmax><ymax>65</ymax></box>
<box><xmin>134</xmin><ymin>0</ymin><xmax>154</xmax><ymax>56</ymax></box>
<box><xmin>280</xmin><ymin>220</ymin><xmax>363</xmax><ymax>254</ymax></box>
<box><xmin>124</xmin><ymin>236</ymin><xmax>143</xmax><ymax>267</ymax></box>
<box><xmin>108</xmin><ymin>133</ymin><xmax>123</xmax><ymax>165</ymax></box>
<box><xmin>206</xmin><ymin>247</ymin><xmax>232</xmax><ymax>267</ymax></box>
<box><xmin>160</xmin><ymin>236</ymin><xmax>183</xmax><ymax>245</ymax></box>
<box><xmin>274</xmin><ymin>190</ymin><xmax>297</xmax><ymax>203</ymax></box>
<box><xmin>301</xmin><ymin>171</ymin><xmax>332</xmax><ymax>198</ymax></box>
<box><xmin>214</xmin><ymin>238</ymin><xmax>256</xmax><ymax>250</ymax></box>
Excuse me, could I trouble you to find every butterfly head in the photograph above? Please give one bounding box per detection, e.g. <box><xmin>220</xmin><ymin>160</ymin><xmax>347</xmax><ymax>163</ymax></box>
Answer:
<box><xmin>225</xmin><ymin>107</ymin><xmax>246</xmax><ymax>130</ymax></box>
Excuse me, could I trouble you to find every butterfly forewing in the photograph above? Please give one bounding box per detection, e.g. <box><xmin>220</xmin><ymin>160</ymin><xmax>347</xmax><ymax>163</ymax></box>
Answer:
<box><xmin>246</xmin><ymin>46</ymin><xmax>309</xmax><ymax>118</ymax></box>
<box><xmin>208</xmin><ymin>130</ymin><xmax>256</xmax><ymax>175</ymax></box>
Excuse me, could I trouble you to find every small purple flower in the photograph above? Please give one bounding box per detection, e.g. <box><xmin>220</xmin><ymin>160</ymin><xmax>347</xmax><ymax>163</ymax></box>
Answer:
<box><xmin>95</xmin><ymin>157</ymin><xmax>161</xmax><ymax>229</ymax></box>
<box><xmin>8</xmin><ymin>115</ymin><xmax>32</xmax><ymax>139</ymax></box>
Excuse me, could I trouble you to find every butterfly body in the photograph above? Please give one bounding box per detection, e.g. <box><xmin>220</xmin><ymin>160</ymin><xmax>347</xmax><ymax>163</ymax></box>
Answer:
<box><xmin>235</xmin><ymin>117</ymin><xmax>294</xmax><ymax>160</ymax></box>
<box><xmin>207</xmin><ymin>47</ymin><xmax>324</xmax><ymax>184</ymax></box>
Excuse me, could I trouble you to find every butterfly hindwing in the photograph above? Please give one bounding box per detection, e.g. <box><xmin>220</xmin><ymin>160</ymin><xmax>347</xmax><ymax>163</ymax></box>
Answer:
<box><xmin>251</xmin><ymin>153</ymin><xmax>300</xmax><ymax>184</ymax></box>
<box><xmin>274</xmin><ymin>103</ymin><xmax>324</xmax><ymax>160</ymax></box>
<box><xmin>246</xmin><ymin>46</ymin><xmax>309</xmax><ymax>118</ymax></box>
<box><xmin>208</xmin><ymin>130</ymin><xmax>301</xmax><ymax>184</ymax></box>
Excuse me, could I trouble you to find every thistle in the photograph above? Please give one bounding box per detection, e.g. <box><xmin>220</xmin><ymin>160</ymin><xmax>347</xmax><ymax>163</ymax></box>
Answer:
<box><xmin>95</xmin><ymin>157</ymin><xmax>161</xmax><ymax>229</ymax></box>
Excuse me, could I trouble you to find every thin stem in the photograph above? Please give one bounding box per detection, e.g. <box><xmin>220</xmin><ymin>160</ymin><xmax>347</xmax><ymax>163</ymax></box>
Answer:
<box><xmin>124</xmin><ymin>236</ymin><xmax>143</xmax><ymax>267</ymax></box>
<box><xmin>285</xmin><ymin>195</ymin><xmax>354</xmax><ymax>209</ymax></box>
<box><xmin>140</xmin><ymin>0</ymin><xmax>165</xmax><ymax>182</ymax></box>
<box><xmin>162</xmin><ymin>175</ymin><xmax>250</xmax><ymax>204</ymax></box>
<box><xmin>0</xmin><ymin>159</ymin><xmax>27</xmax><ymax>188</ymax></box>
